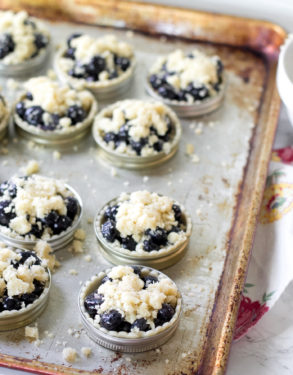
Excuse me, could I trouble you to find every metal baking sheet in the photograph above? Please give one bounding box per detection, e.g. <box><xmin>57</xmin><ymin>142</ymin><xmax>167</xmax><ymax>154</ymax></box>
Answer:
<box><xmin>0</xmin><ymin>2</ymin><xmax>285</xmax><ymax>374</ymax></box>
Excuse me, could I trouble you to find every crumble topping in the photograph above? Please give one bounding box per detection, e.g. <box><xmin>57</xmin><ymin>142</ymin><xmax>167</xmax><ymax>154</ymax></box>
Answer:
<box><xmin>0</xmin><ymin>175</ymin><xmax>80</xmax><ymax>240</ymax></box>
<box><xmin>62</xmin><ymin>347</ymin><xmax>78</xmax><ymax>363</ymax></box>
<box><xmin>84</xmin><ymin>266</ymin><xmax>179</xmax><ymax>335</ymax></box>
<box><xmin>58</xmin><ymin>33</ymin><xmax>134</xmax><ymax>85</ymax></box>
<box><xmin>0</xmin><ymin>243</ymin><xmax>49</xmax><ymax>312</ymax></box>
<box><xmin>0</xmin><ymin>11</ymin><xmax>49</xmax><ymax>65</ymax></box>
<box><xmin>14</xmin><ymin>77</ymin><xmax>95</xmax><ymax>132</ymax></box>
<box><xmin>99</xmin><ymin>191</ymin><xmax>188</xmax><ymax>253</ymax></box>
<box><xmin>94</xmin><ymin>100</ymin><xmax>179</xmax><ymax>157</ymax></box>
<box><xmin>148</xmin><ymin>49</ymin><xmax>223</xmax><ymax>103</ymax></box>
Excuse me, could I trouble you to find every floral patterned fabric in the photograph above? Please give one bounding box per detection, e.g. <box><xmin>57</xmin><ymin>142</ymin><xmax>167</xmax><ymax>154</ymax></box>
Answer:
<box><xmin>234</xmin><ymin>147</ymin><xmax>293</xmax><ymax>340</ymax></box>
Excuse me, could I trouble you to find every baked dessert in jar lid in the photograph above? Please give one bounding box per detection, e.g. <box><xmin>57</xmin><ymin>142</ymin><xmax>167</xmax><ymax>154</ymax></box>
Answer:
<box><xmin>146</xmin><ymin>49</ymin><xmax>226</xmax><ymax>117</ymax></box>
<box><xmin>0</xmin><ymin>11</ymin><xmax>50</xmax><ymax>76</ymax></box>
<box><xmin>0</xmin><ymin>94</ymin><xmax>10</xmax><ymax>141</ymax></box>
<box><xmin>13</xmin><ymin>76</ymin><xmax>98</xmax><ymax>145</ymax></box>
<box><xmin>0</xmin><ymin>175</ymin><xmax>82</xmax><ymax>251</ymax></box>
<box><xmin>55</xmin><ymin>34</ymin><xmax>136</xmax><ymax>99</ymax></box>
<box><xmin>92</xmin><ymin>99</ymin><xmax>182</xmax><ymax>169</ymax></box>
<box><xmin>0</xmin><ymin>242</ymin><xmax>51</xmax><ymax>331</ymax></box>
<box><xmin>94</xmin><ymin>191</ymin><xmax>192</xmax><ymax>269</ymax></box>
<box><xmin>79</xmin><ymin>265</ymin><xmax>182</xmax><ymax>352</ymax></box>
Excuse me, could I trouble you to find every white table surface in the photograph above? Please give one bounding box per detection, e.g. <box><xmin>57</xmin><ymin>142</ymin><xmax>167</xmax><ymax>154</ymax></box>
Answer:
<box><xmin>1</xmin><ymin>1</ymin><xmax>293</xmax><ymax>374</ymax></box>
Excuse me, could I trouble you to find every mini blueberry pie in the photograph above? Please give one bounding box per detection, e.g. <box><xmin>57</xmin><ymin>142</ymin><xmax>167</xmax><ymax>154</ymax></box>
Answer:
<box><xmin>14</xmin><ymin>76</ymin><xmax>97</xmax><ymax>138</ymax></box>
<box><xmin>0</xmin><ymin>94</ymin><xmax>9</xmax><ymax>140</ymax></box>
<box><xmin>0</xmin><ymin>243</ymin><xmax>50</xmax><ymax>315</ymax></box>
<box><xmin>96</xmin><ymin>191</ymin><xmax>191</xmax><ymax>257</ymax></box>
<box><xmin>0</xmin><ymin>11</ymin><xmax>50</xmax><ymax>66</ymax></box>
<box><xmin>146</xmin><ymin>49</ymin><xmax>225</xmax><ymax>116</ymax></box>
<box><xmin>55</xmin><ymin>34</ymin><xmax>135</xmax><ymax>95</ymax></box>
<box><xmin>81</xmin><ymin>265</ymin><xmax>181</xmax><ymax>339</ymax></box>
<box><xmin>0</xmin><ymin>175</ymin><xmax>81</xmax><ymax>242</ymax></box>
<box><xmin>92</xmin><ymin>100</ymin><xmax>181</xmax><ymax>167</ymax></box>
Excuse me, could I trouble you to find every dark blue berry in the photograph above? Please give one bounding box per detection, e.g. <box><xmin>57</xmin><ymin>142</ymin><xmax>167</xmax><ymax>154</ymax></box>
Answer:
<box><xmin>43</xmin><ymin>210</ymin><xmax>72</xmax><ymax>235</ymax></box>
<box><xmin>26</xmin><ymin>92</ymin><xmax>33</xmax><ymax>100</ymax></box>
<box><xmin>109</xmin><ymin>71</ymin><xmax>118</xmax><ymax>80</ymax></box>
<box><xmin>118</xmin><ymin>320</ymin><xmax>131</xmax><ymax>332</ymax></box>
<box><xmin>168</xmin><ymin>225</ymin><xmax>181</xmax><ymax>233</ymax></box>
<box><xmin>29</xmin><ymin>221</ymin><xmax>44</xmax><ymax>238</ymax></box>
<box><xmin>186</xmin><ymin>83</ymin><xmax>209</xmax><ymax>101</ymax></box>
<box><xmin>149</xmin><ymin>74</ymin><xmax>162</xmax><ymax>90</ymax></box>
<box><xmin>68</xmin><ymin>66</ymin><xmax>85</xmax><ymax>79</ymax></box>
<box><xmin>131</xmin><ymin>318</ymin><xmax>151</xmax><ymax>332</ymax></box>
<box><xmin>153</xmin><ymin>141</ymin><xmax>163</xmax><ymax>152</ymax></box>
<box><xmin>101</xmin><ymin>220</ymin><xmax>118</xmax><ymax>242</ymax></box>
<box><xmin>15</xmin><ymin>101</ymin><xmax>26</xmax><ymax>119</ymax></box>
<box><xmin>33</xmin><ymin>280</ymin><xmax>44</xmax><ymax>297</ymax></box>
<box><xmin>66</xmin><ymin>105</ymin><xmax>86</xmax><ymax>125</ymax></box>
<box><xmin>34</xmin><ymin>33</ymin><xmax>48</xmax><ymax>50</ymax></box>
<box><xmin>2</xmin><ymin>297</ymin><xmax>21</xmax><ymax>311</ymax></box>
<box><xmin>121</xmin><ymin>235</ymin><xmax>137</xmax><ymax>251</ymax></box>
<box><xmin>65</xmin><ymin>196</ymin><xmax>79</xmax><ymax>220</ymax></box>
<box><xmin>158</xmin><ymin>84</ymin><xmax>178</xmax><ymax>100</ymax></box>
<box><xmin>172</xmin><ymin>204</ymin><xmax>182</xmax><ymax>222</ymax></box>
<box><xmin>103</xmin><ymin>132</ymin><xmax>118</xmax><ymax>144</ymax></box>
<box><xmin>114</xmin><ymin>55</ymin><xmax>130</xmax><ymax>71</ymax></box>
<box><xmin>21</xmin><ymin>293</ymin><xmax>38</xmax><ymax>306</ymax></box>
<box><xmin>64</xmin><ymin>48</ymin><xmax>76</xmax><ymax>60</ymax></box>
<box><xmin>67</xmin><ymin>33</ymin><xmax>82</xmax><ymax>47</ymax></box>
<box><xmin>143</xmin><ymin>239</ymin><xmax>160</xmax><ymax>252</ymax></box>
<box><xmin>0</xmin><ymin>33</ymin><xmax>15</xmax><ymax>59</ymax></box>
<box><xmin>0</xmin><ymin>181</ymin><xmax>17</xmax><ymax>198</ymax></box>
<box><xmin>142</xmin><ymin>275</ymin><xmax>158</xmax><ymax>289</ymax></box>
<box><xmin>24</xmin><ymin>19</ymin><xmax>36</xmax><ymax>29</ymax></box>
<box><xmin>84</xmin><ymin>56</ymin><xmax>106</xmax><ymax>80</ymax></box>
<box><xmin>146</xmin><ymin>227</ymin><xmax>168</xmax><ymax>246</ymax></box>
<box><xmin>24</xmin><ymin>106</ymin><xmax>44</xmax><ymax>126</ymax></box>
<box><xmin>18</xmin><ymin>250</ymin><xmax>41</xmax><ymax>266</ymax></box>
<box><xmin>84</xmin><ymin>292</ymin><xmax>104</xmax><ymax>318</ymax></box>
<box><xmin>101</xmin><ymin>275</ymin><xmax>113</xmax><ymax>284</ymax></box>
<box><xmin>131</xmin><ymin>266</ymin><xmax>142</xmax><ymax>276</ymax></box>
<box><xmin>0</xmin><ymin>200</ymin><xmax>15</xmax><ymax>226</ymax></box>
<box><xmin>104</xmin><ymin>205</ymin><xmax>118</xmax><ymax>221</ymax></box>
<box><xmin>118</xmin><ymin>125</ymin><xmax>129</xmax><ymax>143</ymax></box>
<box><xmin>130</xmin><ymin>138</ymin><xmax>147</xmax><ymax>155</ymax></box>
<box><xmin>154</xmin><ymin>303</ymin><xmax>175</xmax><ymax>326</ymax></box>
<box><xmin>100</xmin><ymin>310</ymin><xmax>123</xmax><ymax>331</ymax></box>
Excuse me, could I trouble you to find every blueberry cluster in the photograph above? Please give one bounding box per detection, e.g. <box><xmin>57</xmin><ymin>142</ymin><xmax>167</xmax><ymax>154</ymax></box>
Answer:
<box><xmin>15</xmin><ymin>93</ymin><xmax>87</xmax><ymax>131</ymax></box>
<box><xmin>0</xmin><ymin>250</ymin><xmax>46</xmax><ymax>312</ymax></box>
<box><xmin>64</xmin><ymin>33</ymin><xmax>131</xmax><ymax>82</ymax></box>
<box><xmin>84</xmin><ymin>267</ymin><xmax>175</xmax><ymax>333</ymax></box>
<box><xmin>0</xmin><ymin>178</ymin><xmax>79</xmax><ymax>238</ymax></box>
<box><xmin>103</xmin><ymin>115</ymin><xmax>173</xmax><ymax>156</ymax></box>
<box><xmin>101</xmin><ymin>203</ymin><xmax>184</xmax><ymax>252</ymax></box>
<box><xmin>149</xmin><ymin>58</ymin><xmax>223</xmax><ymax>102</ymax></box>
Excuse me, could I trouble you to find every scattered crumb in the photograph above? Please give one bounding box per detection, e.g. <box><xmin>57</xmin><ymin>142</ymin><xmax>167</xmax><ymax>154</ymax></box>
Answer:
<box><xmin>67</xmin><ymin>328</ymin><xmax>73</xmax><ymax>335</ymax></box>
<box><xmin>125</xmin><ymin>357</ymin><xmax>131</xmax><ymax>362</ymax></box>
<box><xmin>182</xmin><ymin>353</ymin><xmax>187</xmax><ymax>358</ymax></box>
<box><xmin>191</xmin><ymin>154</ymin><xmax>200</xmax><ymax>163</ymax></box>
<box><xmin>87</xmin><ymin>218</ymin><xmax>93</xmax><ymax>224</ymax></box>
<box><xmin>53</xmin><ymin>150</ymin><xmax>61</xmax><ymax>160</ymax></box>
<box><xmin>62</xmin><ymin>347</ymin><xmax>77</xmax><ymax>363</ymax></box>
<box><xmin>84</xmin><ymin>255</ymin><xmax>92</xmax><ymax>262</ymax></box>
<box><xmin>73</xmin><ymin>145</ymin><xmax>78</xmax><ymax>152</ymax></box>
<box><xmin>27</xmin><ymin>140</ymin><xmax>36</xmax><ymax>149</ymax></box>
<box><xmin>2</xmin><ymin>160</ymin><xmax>8</xmax><ymax>166</ymax></box>
<box><xmin>47</xmin><ymin>332</ymin><xmax>54</xmax><ymax>338</ymax></box>
<box><xmin>72</xmin><ymin>240</ymin><xmax>83</xmax><ymax>253</ymax></box>
<box><xmin>196</xmin><ymin>209</ymin><xmax>202</xmax><ymax>216</ymax></box>
<box><xmin>167</xmin><ymin>181</ymin><xmax>172</xmax><ymax>186</ymax></box>
<box><xmin>143</xmin><ymin>176</ymin><xmax>149</xmax><ymax>183</ymax></box>
<box><xmin>179</xmin><ymin>179</ymin><xmax>183</xmax><ymax>184</ymax></box>
<box><xmin>165</xmin><ymin>359</ymin><xmax>170</xmax><ymax>364</ymax></box>
<box><xmin>74</xmin><ymin>229</ymin><xmax>86</xmax><ymax>241</ymax></box>
<box><xmin>25</xmin><ymin>326</ymin><xmax>39</xmax><ymax>341</ymax></box>
<box><xmin>47</xmin><ymin>69</ymin><xmax>57</xmax><ymax>80</ymax></box>
<box><xmin>34</xmin><ymin>339</ymin><xmax>42</xmax><ymax>347</ymax></box>
<box><xmin>156</xmin><ymin>348</ymin><xmax>161</xmax><ymax>353</ymax></box>
<box><xmin>126</xmin><ymin>30</ymin><xmax>134</xmax><ymax>38</ymax></box>
<box><xmin>6</xmin><ymin>78</ymin><xmax>19</xmax><ymax>90</ymax></box>
<box><xmin>189</xmin><ymin>122</ymin><xmax>195</xmax><ymax>130</ymax></box>
<box><xmin>69</xmin><ymin>269</ymin><xmax>78</xmax><ymax>276</ymax></box>
<box><xmin>123</xmin><ymin>181</ymin><xmax>130</xmax><ymax>187</ymax></box>
<box><xmin>22</xmin><ymin>160</ymin><xmax>40</xmax><ymax>175</ymax></box>
<box><xmin>110</xmin><ymin>167</ymin><xmax>118</xmax><ymax>177</ymax></box>
<box><xmin>74</xmin><ymin>332</ymin><xmax>80</xmax><ymax>339</ymax></box>
<box><xmin>81</xmin><ymin>347</ymin><xmax>92</xmax><ymax>358</ymax></box>
<box><xmin>221</xmin><ymin>161</ymin><xmax>227</xmax><ymax>167</ymax></box>
<box><xmin>34</xmin><ymin>241</ymin><xmax>60</xmax><ymax>272</ymax></box>
<box><xmin>185</xmin><ymin>143</ymin><xmax>195</xmax><ymax>155</ymax></box>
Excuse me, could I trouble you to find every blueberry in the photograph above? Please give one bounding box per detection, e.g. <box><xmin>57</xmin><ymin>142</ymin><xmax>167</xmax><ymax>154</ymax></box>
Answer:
<box><xmin>131</xmin><ymin>266</ymin><xmax>142</xmax><ymax>276</ymax></box>
<box><xmin>157</xmin><ymin>84</ymin><xmax>178</xmax><ymax>100</ymax></box>
<box><xmin>64</xmin><ymin>48</ymin><xmax>76</xmax><ymax>60</ymax></box>
<box><xmin>217</xmin><ymin>59</ymin><xmax>223</xmax><ymax>78</ymax></box>
<box><xmin>67</xmin><ymin>33</ymin><xmax>82</xmax><ymax>47</ymax></box>
<box><xmin>104</xmin><ymin>205</ymin><xmax>118</xmax><ymax>221</ymax></box>
<box><xmin>24</xmin><ymin>106</ymin><xmax>44</xmax><ymax>126</ymax></box>
<box><xmin>153</xmin><ymin>141</ymin><xmax>163</xmax><ymax>152</ymax></box>
<box><xmin>18</xmin><ymin>250</ymin><xmax>41</xmax><ymax>266</ymax></box>
<box><xmin>0</xmin><ymin>33</ymin><xmax>15</xmax><ymax>59</ymax></box>
<box><xmin>84</xmin><ymin>56</ymin><xmax>106</xmax><ymax>80</ymax></box>
<box><xmin>43</xmin><ymin>210</ymin><xmax>72</xmax><ymax>235</ymax></box>
<box><xmin>21</xmin><ymin>293</ymin><xmax>38</xmax><ymax>306</ymax></box>
<box><xmin>143</xmin><ymin>239</ymin><xmax>160</xmax><ymax>252</ymax></box>
<box><xmin>154</xmin><ymin>303</ymin><xmax>175</xmax><ymax>327</ymax></box>
<box><xmin>0</xmin><ymin>200</ymin><xmax>16</xmax><ymax>226</ymax></box>
<box><xmin>131</xmin><ymin>318</ymin><xmax>151</xmax><ymax>332</ymax></box>
<box><xmin>2</xmin><ymin>297</ymin><xmax>21</xmax><ymax>311</ymax></box>
<box><xmin>121</xmin><ymin>235</ymin><xmax>137</xmax><ymax>251</ymax></box>
<box><xmin>118</xmin><ymin>125</ymin><xmax>129</xmax><ymax>143</ymax></box>
<box><xmin>103</xmin><ymin>132</ymin><xmax>118</xmax><ymax>144</ymax></box>
<box><xmin>100</xmin><ymin>310</ymin><xmax>123</xmax><ymax>331</ymax></box>
<box><xmin>118</xmin><ymin>320</ymin><xmax>131</xmax><ymax>332</ymax></box>
<box><xmin>130</xmin><ymin>137</ymin><xmax>147</xmax><ymax>155</ymax></box>
<box><xmin>24</xmin><ymin>19</ymin><xmax>36</xmax><ymax>29</ymax></box>
<box><xmin>168</xmin><ymin>225</ymin><xmax>181</xmax><ymax>233</ymax></box>
<box><xmin>100</xmin><ymin>275</ymin><xmax>113</xmax><ymax>284</ymax></box>
<box><xmin>15</xmin><ymin>101</ymin><xmax>26</xmax><ymax>119</ymax></box>
<box><xmin>146</xmin><ymin>227</ymin><xmax>168</xmax><ymax>246</ymax></box>
<box><xmin>33</xmin><ymin>280</ymin><xmax>44</xmax><ymax>297</ymax></box>
<box><xmin>142</xmin><ymin>275</ymin><xmax>158</xmax><ymax>289</ymax></box>
<box><xmin>65</xmin><ymin>196</ymin><xmax>79</xmax><ymax>220</ymax></box>
<box><xmin>114</xmin><ymin>55</ymin><xmax>130</xmax><ymax>71</ymax></box>
<box><xmin>172</xmin><ymin>204</ymin><xmax>182</xmax><ymax>223</ymax></box>
<box><xmin>186</xmin><ymin>83</ymin><xmax>209</xmax><ymax>101</ymax></box>
<box><xmin>26</xmin><ymin>92</ymin><xmax>33</xmax><ymax>101</ymax></box>
<box><xmin>109</xmin><ymin>71</ymin><xmax>118</xmax><ymax>80</ymax></box>
<box><xmin>66</xmin><ymin>105</ymin><xmax>86</xmax><ymax>125</ymax></box>
<box><xmin>101</xmin><ymin>220</ymin><xmax>118</xmax><ymax>242</ymax></box>
<box><xmin>68</xmin><ymin>66</ymin><xmax>85</xmax><ymax>79</ymax></box>
<box><xmin>34</xmin><ymin>33</ymin><xmax>48</xmax><ymax>50</ymax></box>
<box><xmin>0</xmin><ymin>181</ymin><xmax>17</xmax><ymax>198</ymax></box>
<box><xmin>177</xmin><ymin>90</ymin><xmax>188</xmax><ymax>101</ymax></box>
<box><xmin>29</xmin><ymin>221</ymin><xmax>44</xmax><ymax>238</ymax></box>
<box><xmin>84</xmin><ymin>292</ymin><xmax>104</xmax><ymax>318</ymax></box>
<box><xmin>149</xmin><ymin>74</ymin><xmax>162</xmax><ymax>90</ymax></box>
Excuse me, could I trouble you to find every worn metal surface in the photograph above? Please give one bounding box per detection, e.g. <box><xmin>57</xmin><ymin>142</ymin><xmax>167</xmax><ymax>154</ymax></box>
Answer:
<box><xmin>0</xmin><ymin>1</ymin><xmax>285</xmax><ymax>374</ymax></box>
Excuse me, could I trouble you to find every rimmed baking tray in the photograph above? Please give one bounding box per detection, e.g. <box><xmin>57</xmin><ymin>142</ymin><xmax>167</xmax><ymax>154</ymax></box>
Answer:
<box><xmin>0</xmin><ymin>1</ymin><xmax>286</xmax><ymax>374</ymax></box>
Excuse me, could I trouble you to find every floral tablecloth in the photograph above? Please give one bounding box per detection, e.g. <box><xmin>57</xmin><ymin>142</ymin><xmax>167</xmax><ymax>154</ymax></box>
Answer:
<box><xmin>234</xmin><ymin>147</ymin><xmax>293</xmax><ymax>340</ymax></box>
